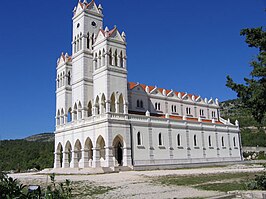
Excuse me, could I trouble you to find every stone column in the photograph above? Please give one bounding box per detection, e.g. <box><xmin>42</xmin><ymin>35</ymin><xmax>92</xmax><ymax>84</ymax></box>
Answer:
<box><xmin>106</xmin><ymin>100</ymin><xmax>110</xmax><ymax>113</ymax></box>
<box><xmin>105</xmin><ymin>52</ymin><xmax>109</xmax><ymax>66</ymax></box>
<box><xmin>79</xmin><ymin>149</ymin><xmax>89</xmax><ymax>168</ymax></box>
<box><xmin>93</xmin><ymin>59</ymin><xmax>97</xmax><ymax>70</ymax></box>
<box><xmin>70</xmin><ymin>150</ymin><xmax>78</xmax><ymax>168</ymax></box>
<box><xmin>123</xmin><ymin>147</ymin><xmax>132</xmax><ymax>167</ymax></box>
<box><xmin>123</xmin><ymin>57</ymin><xmax>127</xmax><ymax>69</ymax></box>
<box><xmin>62</xmin><ymin>151</ymin><xmax>70</xmax><ymax>168</ymax></box>
<box><xmin>123</xmin><ymin>103</ymin><xmax>128</xmax><ymax>114</ymax></box>
<box><xmin>98</xmin><ymin>57</ymin><xmax>101</xmax><ymax>68</ymax></box>
<box><xmin>117</xmin><ymin>55</ymin><xmax>121</xmax><ymax>67</ymax></box>
<box><xmin>105</xmin><ymin>146</ymin><xmax>114</xmax><ymax>167</ymax></box>
<box><xmin>54</xmin><ymin>152</ymin><xmax>61</xmax><ymax>168</ymax></box>
<box><xmin>112</xmin><ymin>54</ymin><xmax>115</xmax><ymax>66</ymax></box>
<box><xmin>92</xmin><ymin>148</ymin><xmax>100</xmax><ymax>168</ymax></box>
<box><xmin>115</xmin><ymin>101</ymin><xmax>119</xmax><ymax>114</ymax></box>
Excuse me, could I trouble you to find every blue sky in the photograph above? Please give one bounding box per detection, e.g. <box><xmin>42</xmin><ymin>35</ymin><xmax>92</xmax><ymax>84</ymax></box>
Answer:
<box><xmin>0</xmin><ymin>0</ymin><xmax>265</xmax><ymax>140</ymax></box>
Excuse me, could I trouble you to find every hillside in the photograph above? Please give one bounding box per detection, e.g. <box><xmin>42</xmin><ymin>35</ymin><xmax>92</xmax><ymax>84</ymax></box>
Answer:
<box><xmin>0</xmin><ymin>133</ymin><xmax>54</xmax><ymax>172</ymax></box>
<box><xmin>220</xmin><ymin>99</ymin><xmax>266</xmax><ymax>128</ymax></box>
<box><xmin>24</xmin><ymin>132</ymin><xmax>54</xmax><ymax>142</ymax></box>
<box><xmin>220</xmin><ymin>99</ymin><xmax>266</xmax><ymax>147</ymax></box>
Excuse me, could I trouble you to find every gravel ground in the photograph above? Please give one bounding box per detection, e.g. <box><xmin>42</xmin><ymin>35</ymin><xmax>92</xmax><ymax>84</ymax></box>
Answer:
<box><xmin>9</xmin><ymin>164</ymin><xmax>265</xmax><ymax>199</ymax></box>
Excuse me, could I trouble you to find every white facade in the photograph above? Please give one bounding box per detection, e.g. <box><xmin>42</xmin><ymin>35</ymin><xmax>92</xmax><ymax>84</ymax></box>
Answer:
<box><xmin>54</xmin><ymin>0</ymin><xmax>242</xmax><ymax>170</ymax></box>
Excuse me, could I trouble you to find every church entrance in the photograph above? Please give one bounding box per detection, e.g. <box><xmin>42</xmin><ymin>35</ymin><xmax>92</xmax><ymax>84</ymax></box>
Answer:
<box><xmin>113</xmin><ymin>135</ymin><xmax>124</xmax><ymax>166</ymax></box>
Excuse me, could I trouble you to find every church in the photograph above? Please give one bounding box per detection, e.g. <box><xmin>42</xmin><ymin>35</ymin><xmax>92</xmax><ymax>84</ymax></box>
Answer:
<box><xmin>54</xmin><ymin>0</ymin><xmax>242</xmax><ymax>170</ymax></box>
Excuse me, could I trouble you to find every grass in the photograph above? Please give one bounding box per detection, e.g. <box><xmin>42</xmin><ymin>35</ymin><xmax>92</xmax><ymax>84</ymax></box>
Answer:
<box><xmin>71</xmin><ymin>181</ymin><xmax>114</xmax><ymax>198</ymax></box>
<box><xmin>195</xmin><ymin>182</ymin><xmax>246</xmax><ymax>192</ymax></box>
<box><xmin>153</xmin><ymin>172</ymin><xmax>264</xmax><ymax>192</ymax></box>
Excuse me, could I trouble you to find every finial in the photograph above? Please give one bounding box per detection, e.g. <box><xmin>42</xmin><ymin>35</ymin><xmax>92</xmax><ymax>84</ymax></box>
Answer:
<box><xmin>163</xmin><ymin>89</ymin><xmax>166</xmax><ymax>96</ymax></box>
<box><xmin>235</xmin><ymin>120</ymin><xmax>239</xmax><ymax>127</ymax></box>
<box><xmin>105</xmin><ymin>26</ymin><xmax>109</xmax><ymax>32</ymax></box>
<box><xmin>215</xmin><ymin>98</ymin><xmax>219</xmax><ymax>105</ymax></box>
<box><xmin>145</xmin><ymin>86</ymin><xmax>150</xmax><ymax>93</ymax></box>
<box><xmin>146</xmin><ymin>110</ymin><xmax>150</xmax><ymax>117</ymax></box>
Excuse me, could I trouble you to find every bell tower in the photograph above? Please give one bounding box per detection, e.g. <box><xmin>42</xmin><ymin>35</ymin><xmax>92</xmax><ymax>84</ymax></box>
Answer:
<box><xmin>71</xmin><ymin>0</ymin><xmax>103</xmax><ymax>119</ymax></box>
<box><xmin>92</xmin><ymin>26</ymin><xmax>128</xmax><ymax>115</ymax></box>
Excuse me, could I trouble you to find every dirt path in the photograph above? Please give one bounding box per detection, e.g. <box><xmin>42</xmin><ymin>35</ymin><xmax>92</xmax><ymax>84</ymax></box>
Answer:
<box><xmin>9</xmin><ymin>164</ymin><xmax>264</xmax><ymax>199</ymax></box>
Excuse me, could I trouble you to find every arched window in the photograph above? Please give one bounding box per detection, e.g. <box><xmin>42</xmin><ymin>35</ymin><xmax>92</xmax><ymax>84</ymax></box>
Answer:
<box><xmin>194</xmin><ymin>135</ymin><xmax>197</xmax><ymax>146</ymax></box>
<box><xmin>114</xmin><ymin>50</ymin><xmax>118</xmax><ymax>66</ymax></box>
<box><xmin>155</xmin><ymin>103</ymin><xmax>158</xmax><ymax>110</ymax></box>
<box><xmin>212</xmin><ymin>111</ymin><xmax>216</xmax><ymax>118</ymax></box>
<box><xmin>177</xmin><ymin>134</ymin><xmax>181</xmax><ymax>146</ymax></box>
<box><xmin>91</xmin><ymin>33</ymin><xmax>95</xmax><ymax>49</ymax></box>
<box><xmin>120</xmin><ymin>51</ymin><xmax>123</xmax><ymax>67</ymax></box>
<box><xmin>137</xmin><ymin>100</ymin><xmax>140</xmax><ymax>108</ymax></box>
<box><xmin>109</xmin><ymin>49</ymin><xmax>112</xmax><ymax>65</ymax></box>
<box><xmin>74</xmin><ymin>37</ymin><xmax>77</xmax><ymax>53</ymax></box>
<box><xmin>186</xmin><ymin>107</ymin><xmax>191</xmax><ymax>115</ymax></box>
<box><xmin>56</xmin><ymin>110</ymin><xmax>60</xmax><ymax>125</ymax></box>
<box><xmin>221</xmin><ymin>136</ymin><xmax>224</xmax><ymax>147</ymax></box>
<box><xmin>137</xmin><ymin>132</ymin><xmax>141</xmax><ymax>146</ymax></box>
<box><xmin>79</xmin><ymin>33</ymin><xmax>82</xmax><ymax>50</ymax></box>
<box><xmin>233</xmin><ymin>137</ymin><xmax>236</xmax><ymax>147</ymax></box>
<box><xmin>158</xmin><ymin>103</ymin><xmax>161</xmax><ymax>111</ymax></box>
<box><xmin>200</xmin><ymin>109</ymin><xmax>204</xmax><ymax>116</ymax></box>
<box><xmin>158</xmin><ymin>133</ymin><xmax>162</xmax><ymax>146</ymax></box>
<box><xmin>118</xmin><ymin>94</ymin><xmax>124</xmax><ymax>113</ymax></box>
<box><xmin>67</xmin><ymin>71</ymin><xmax>71</xmax><ymax>85</ymax></box>
<box><xmin>208</xmin><ymin>136</ymin><xmax>212</xmax><ymax>147</ymax></box>
<box><xmin>95</xmin><ymin>96</ymin><xmax>100</xmax><ymax>115</ymax></box>
<box><xmin>87</xmin><ymin>102</ymin><xmax>92</xmax><ymax>117</ymax></box>
<box><xmin>67</xmin><ymin>108</ymin><xmax>72</xmax><ymax>122</ymax></box>
<box><xmin>77</xmin><ymin>35</ymin><xmax>80</xmax><ymax>51</ymax></box>
<box><xmin>87</xmin><ymin>32</ymin><xmax>90</xmax><ymax>49</ymax></box>
<box><xmin>140</xmin><ymin>100</ymin><xmax>143</xmax><ymax>108</ymax></box>
<box><xmin>110</xmin><ymin>93</ymin><xmax>116</xmax><ymax>112</ymax></box>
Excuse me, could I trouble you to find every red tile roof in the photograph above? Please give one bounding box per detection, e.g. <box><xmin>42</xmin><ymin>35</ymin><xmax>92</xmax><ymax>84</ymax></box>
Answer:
<box><xmin>128</xmin><ymin>82</ymin><xmax>198</xmax><ymax>99</ymax></box>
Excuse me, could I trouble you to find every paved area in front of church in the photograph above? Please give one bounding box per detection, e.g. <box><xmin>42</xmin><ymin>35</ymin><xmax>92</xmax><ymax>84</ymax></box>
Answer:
<box><xmin>10</xmin><ymin>164</ymin><xmax>265</xmax><ymax>199</ymax></box>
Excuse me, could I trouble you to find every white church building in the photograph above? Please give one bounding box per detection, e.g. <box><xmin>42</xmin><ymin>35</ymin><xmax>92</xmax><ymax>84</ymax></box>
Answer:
<box><xmin>54</xmin><ymin>0</ymin><xmax>242</xmax><ymax>170</ymax></box>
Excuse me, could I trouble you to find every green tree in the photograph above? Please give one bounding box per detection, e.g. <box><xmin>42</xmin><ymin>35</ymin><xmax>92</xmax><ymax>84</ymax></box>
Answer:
<box><xmin>226</xmin><ymin>27</ymin><xmax>266</xmax><ymax>126</ymax></box>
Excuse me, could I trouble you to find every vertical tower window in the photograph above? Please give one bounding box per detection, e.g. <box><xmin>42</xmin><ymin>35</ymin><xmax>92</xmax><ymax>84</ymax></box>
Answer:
<box><xmin>158</xmin><ymin>133</ymin><xmax>163</xmax><ymax>146</ymax></box>
<box><xmin>221</xmin><ymin>136</ymin><xmax>224</xmax><ymax>147</ymax></box>
<box><xmin>137</xmin><ymin>100</ymin><xmax>140</xmax><ymax>108</ymax></box>
<box><xmin>208</xmin><ymin>136</ymin><xmax>212</xmax><ymax>147</ymax></box>
<box><xmin>233</xmin><ymin>137</ymin><xmax>236</xmax><ymax>147</ymax></box>
<box><xmin>87</xmin><ymin>32</ymin><xmax>90</xmax><ymax>49</ymax></box>
<box><xmin>194</xmin><ymin>135</ymin><xmax>197</xmax><ymax>146</ymax></box>
<box><xmin>137</xmin><ymin>132</ymin><xmax>141</xmax><ymax>146</ymax></box>
<box><xmin>186</xmin><ymin>107</ymin><xmax>191</xmax><ymax>115</ymax></box>
<box><xmin>109</xmin><ymin>49</ymin><xmax>112</xmax><ymax>65</ymax></box>
<box><xmin>177</xmin><ymin>134</ymin><xmax>181</xmax><ymax>146</ymax></box>
<box><xmin>212</xmin><ymin>111</ymin><xmax>216</xmax><ymax>118</ymax></box>
<box><xmin>140</xmin><ymin>100</ymin><xmax>143</xmax><ymax>108</ymax></box>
